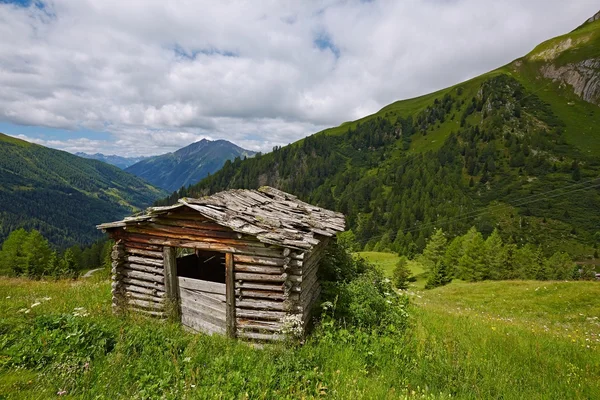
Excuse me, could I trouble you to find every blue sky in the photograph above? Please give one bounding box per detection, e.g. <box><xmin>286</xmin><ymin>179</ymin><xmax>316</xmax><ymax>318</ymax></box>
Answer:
<box><xmin>0</xmin><ymin>0</ymin><xmax>598</xmax><ymax>156</ymax></box>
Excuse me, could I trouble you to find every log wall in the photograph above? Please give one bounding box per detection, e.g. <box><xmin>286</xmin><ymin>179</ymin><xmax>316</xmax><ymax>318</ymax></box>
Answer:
<box><xmin>108</xmin><ymin>209</ymin><xmax>328</xmax><ymax>342</ymax></box>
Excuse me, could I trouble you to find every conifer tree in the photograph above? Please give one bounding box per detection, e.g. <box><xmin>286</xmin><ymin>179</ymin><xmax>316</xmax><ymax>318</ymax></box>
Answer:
<box><xmin>425</xmin><ymin>260</ymin><xmax>452</xmax><ymax>289</ymax></box>
<box><xmin>421</xmin><ymin>228</ymin><xmax>447</xmax><ymax>271</ymax></box>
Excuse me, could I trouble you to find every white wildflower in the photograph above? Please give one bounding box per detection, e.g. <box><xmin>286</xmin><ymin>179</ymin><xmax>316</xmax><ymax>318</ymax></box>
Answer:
<box><xmin>24</xmin><ymin>309</ymin><xmax>31</xmax><ymax>314</ymax></box>
<box><xmin>280</xmin><ymin>314</ymin><xmax>304</xmax><ymax>339</ymax></box>
<box><xmin>183</xmin><ymin>357</ymin><xmax>191</xmax><ymax>363</ymax></box>
<box><xmin>30</xmin><ymin>302</ymin><xmax>41</xmax><ymax>308</ymax></box>
<box><xmin>17</xmin><ymin>308</ymin><xmax>27</xmax><ymax>313</ymax></box>
<box><xmin>5</xmin><ymin>296</ymin><xmax>10</xmax><ymax>299</ymax></box>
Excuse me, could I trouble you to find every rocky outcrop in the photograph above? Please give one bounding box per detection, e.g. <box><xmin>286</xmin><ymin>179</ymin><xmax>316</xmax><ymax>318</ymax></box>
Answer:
<box><xmin>540</xmin><ymin>58</ymin><xmax>600</xmax><ymax>106</ymax></box>
<box><xmin>587</xmin><ymin>10</ymin><xmax>600</xmax><ymax>24</ymax></box>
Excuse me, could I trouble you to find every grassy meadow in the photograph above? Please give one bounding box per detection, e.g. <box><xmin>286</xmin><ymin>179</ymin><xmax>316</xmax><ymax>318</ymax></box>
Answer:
<box><xmin>358</xmin><ymin>251</ymin><xmax>427</xmax><ymax>288</ymax></box>
<box><xmin>1</xmin><ymin>266</ymin><xmax>599</xmax><ymax>399</ymax></box>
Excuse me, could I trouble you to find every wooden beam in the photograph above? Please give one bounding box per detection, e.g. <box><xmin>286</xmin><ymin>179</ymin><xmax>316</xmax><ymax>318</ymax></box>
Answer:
<box><xmin>163</xmin><ymin>246</ymin><xmax>180</xmax><ymax>320</ymax></box>
<box><xmin>226</xmin><ymin>252</ymin><xmax>236</xmax><ymax>338</ymax></box>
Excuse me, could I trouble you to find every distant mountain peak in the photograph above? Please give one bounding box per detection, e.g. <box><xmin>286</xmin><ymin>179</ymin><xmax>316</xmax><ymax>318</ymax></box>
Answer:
<box><xmin>125</xmin><ymin>139</ymin><xmax>256</xmax><ymax>192</ymax></box>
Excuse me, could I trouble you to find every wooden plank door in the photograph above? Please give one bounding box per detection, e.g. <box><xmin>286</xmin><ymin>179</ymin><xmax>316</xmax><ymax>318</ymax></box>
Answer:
<box><xmin>178</xmin><ymin>276</ymin><xmax>226</xmax><ymax>335</ymax></box>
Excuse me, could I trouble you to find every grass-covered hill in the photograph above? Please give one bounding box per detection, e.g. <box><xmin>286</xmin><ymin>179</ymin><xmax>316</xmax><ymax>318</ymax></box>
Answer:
<box><xmin>125</xmin><ymin>139</ymin><xmax>256</xmax><ymax>192</ymax></box>
<box><xmin>1</xmin><ymin>275</ymin><xmax>598</xmax><ymax>398</ymax></box>
<box><xmin>0</xmin><ymin>133</ymin><xmax>167</xmax><ymax>248</ymax></box>
<box><xmin>161</xmin><ymin>14</ymin><xmax>600</xmax><ymax>259</ymax></box>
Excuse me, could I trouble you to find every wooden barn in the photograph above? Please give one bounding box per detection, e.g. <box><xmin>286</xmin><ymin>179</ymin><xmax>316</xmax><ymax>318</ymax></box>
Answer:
<box><xmin>97</xmin><ymin>186</ymin><xmax>345</xmax><ymax>342</ymax></box>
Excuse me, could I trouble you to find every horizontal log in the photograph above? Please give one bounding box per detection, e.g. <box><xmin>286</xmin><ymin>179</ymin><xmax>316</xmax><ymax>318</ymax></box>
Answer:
<box><xmin>126</xmin><ymin>255</ymin><xmax>164</xmax><ymax>267</ymax></box>
<box><xmin>125</xmin><ymin>247</ymin><xmax>164</xmax><ymax>259</ymax></box>
<box><xmin>235</xmin><ymin>272</ymin><xmax>286</xmax><ymax>282</ymax></box>
<box><xmin>150</xmin><ymin>217</ymin><xmax>235</xmax><ymax>232</ymax></box>
<box><xmin>235</xmin><ymin>308</ymin><xmax>287</xmax><ymax>321</ymax></box>
<box><xmin>123</xmin><ymin>241</ymin><xmax>163</xmax><ymax>252</ymax></box>
<box><xmin>235</xmin><ymin>281</ymin><xmax>285</xmax><ymax>292</ymax></box>
<box><xmin>233</xmin><ymin>254</ymin><xmax>300</xmax><ymax>267</ymax></box>
<box><xmin>236</xmin><ymin>319</ymin><xmax>283</xmax><ymax>333</ymax></box>
<box><xmin>237</xmin><ymin>331</ymin><xmax>284</xmax><ymax>342</ymax></box>
<box><xmin>124</xmin><ymin>291</ymin><xmax>164</xmax><ymax>304</ymax></box>
<box><xmin>128</xmin><ymin>307</ymin><xmax>166</xmax><ymax>318</ymax></box>
<box><xmin>121</xmin><ymin>276</ymin><xmax>165</xmax><ymax>291</ymax></box>
<box><xmin>125</xmin><ymin>225</ymin><xmax>268</xmax><ymax>249</ymax></box>
<box><xmin>178</xmin><ymin>277</ymin><xmax>226</xmax><ymax>295</ymax></box>
<box><xmin>236</xmin><ymin>289</ymin><xmax>287</xmax><ymax>301</ymax></box>
<box><xmin>234</xmin><ymin>264</ymin><xmax>283</xmax><ymax>275</ymax></box>
<box><xmin>137</xmin><ymin>222</ymin><xmax>241</xmax><ymax>240</ymax></box>
<box><xmin>120</xmin><ymin>268</ymin><xmax>164</xmax><ymax>284</ymax></box>
<box><xmin>125</xmin><ymin>263</ymin><xmax>163</xmax><ymax>275</ymax></box>
<box><xmin>181</xmin><ymin>304</ymin><xmax>226</xmax><ymax>330</ymax></box>
<box><xmin>182</xmin><ymin>314</ymin><xmax>225</xmax><ymax>336</ymax></box>
<box><xmin>237</xmin><ymin>298</ymin><xmax>287</xmax><ymax>311</ymax></box>
<box><xmin>126</xmin><ymin>298</ymin><xmax>164</xmax><ymax>310</ymax></box>
<box><xmin>122</xmin><ymin>283</ymin><xmax>165</xmax><ymax>297</ymax></box>
<box><xmin>118</xmin><ymin>233</ymin><xmax>283</xmax><ymax>257</ymax></box>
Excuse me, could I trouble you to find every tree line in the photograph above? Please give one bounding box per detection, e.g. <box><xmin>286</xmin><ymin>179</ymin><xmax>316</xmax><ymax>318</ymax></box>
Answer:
<box><xmin>0</xmin><ymin>228</ymin><xmax>112</xmax><ymax>279</ymax></box>
<box><xmin>390</xmin><ymin>227</ymin><xmax>597</xmax><ymax>290</ymax></box>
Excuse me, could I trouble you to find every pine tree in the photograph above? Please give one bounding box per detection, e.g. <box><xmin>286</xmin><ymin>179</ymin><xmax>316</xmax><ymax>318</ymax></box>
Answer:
<box><xmin>421</xmin><ymin>228</ymin><xmax>447</xmax><ymax>271</ymax></box>
<box><xmin>484</xmin><ymin>229</ymin><xmax>505</xmax><ymax>280</ymax></box>
<box><xmin>458</xmin><ymin>227</ymin><xmax>486</xmax><ymax>281</ymax></box>
<box><xmin>425</xmin><ymin>260</ymin><xmax>452</xmax><ymax>289</ymax></box>
<box><xmin>0</xmin><ymin>228</ymin><xmax>29</xmax><ymax>276</ymax></box>
<box><xmin>443</xmin><ymin>236</ymin><xmax>464</xmax><ymax>278</ymax></box>
<box><xmin>392</xmin><ymin>256</ymin><xmax>412</xmax><ymax>290</ymax></box>
<box><xmin>546</xmin><ymin>251</ymin><xmax>575</xmax><ymax>280</ymax></box>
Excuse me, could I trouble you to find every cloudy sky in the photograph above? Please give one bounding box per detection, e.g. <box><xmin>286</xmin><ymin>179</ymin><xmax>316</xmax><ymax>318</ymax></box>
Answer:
<box><xmin>0</xmin><ymin>0</ymin><xmax>598</xmax><ymax>156</ymax></box>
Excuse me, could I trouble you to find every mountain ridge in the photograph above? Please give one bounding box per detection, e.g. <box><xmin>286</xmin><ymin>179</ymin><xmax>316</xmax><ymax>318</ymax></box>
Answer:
<box><xmin>0</xmin><ymin>133</ymin><xmax>167</xmax><ymax>248</ymax></box>
<box><xmin>125</xmin><ymin>138</ymin><xmax>256</xmax><ymax>192</ymax></box>
<box><xmin>158</xmin><ymin>15</ymin><xmax>600</xmax><ymax>259</ymax></box>
<box><xmin>75</xmin><ymin>152</ymin><xmax>148</xmax><ymax>169</ymax></box>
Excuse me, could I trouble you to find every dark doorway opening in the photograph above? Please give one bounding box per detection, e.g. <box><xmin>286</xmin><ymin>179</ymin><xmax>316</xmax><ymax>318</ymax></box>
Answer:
<box><xmin>176</xmin><ymin>249</ymin><xmax>225</xmax><ymax>284</ymax></box>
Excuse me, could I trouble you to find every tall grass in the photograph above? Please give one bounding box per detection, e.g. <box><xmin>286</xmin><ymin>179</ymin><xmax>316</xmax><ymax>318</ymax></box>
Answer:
<box><xmin>1</xmin><ymin>277</ymin><xmax>598</xmax><ymax>399</ymax></box>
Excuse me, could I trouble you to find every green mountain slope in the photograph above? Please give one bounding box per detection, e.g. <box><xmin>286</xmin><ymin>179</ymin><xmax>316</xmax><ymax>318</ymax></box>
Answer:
<box><xmin>158</xmin><ymin>14</ymin><xmax>600</xmax><ymax>259</ymax></box>
<box><xmin>125</xmin><ymin>139</ymin><xmax>256</xmax><ymax>192</ymax></box>
<box><xmin>75</xmin><ymin>152</ymin><xmax>148</xmax><ymax>169</ymax></box>
<box><xmin>0</xmin><ymin>134</ymin><xmax>167</xmax><ymax>248</ymax></box>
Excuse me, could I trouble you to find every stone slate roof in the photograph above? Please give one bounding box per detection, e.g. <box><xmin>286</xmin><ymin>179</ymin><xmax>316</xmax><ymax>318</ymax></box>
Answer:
<box><xmin>97</xmin><ymin>186</ymin><xmax>345</xmax><ymax>250</ymax></box>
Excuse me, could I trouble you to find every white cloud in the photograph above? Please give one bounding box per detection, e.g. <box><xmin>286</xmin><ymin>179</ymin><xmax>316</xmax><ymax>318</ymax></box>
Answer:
<box><xmin>0</xmin><ymin>0</ymin><xmax>598</xmax><ymax>156</ymax></box>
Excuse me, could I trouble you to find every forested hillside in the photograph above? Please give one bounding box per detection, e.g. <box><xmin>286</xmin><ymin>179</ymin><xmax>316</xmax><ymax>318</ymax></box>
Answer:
<box><xmin>160</xmin><ymin>17</ymin><xmax>600</xmax><ymax>259</ymax></box>
<box><xmin>0</xmin><ymin>134</ymin><xmax>166</xmax><ymax>248</ymax></box>
<box><xmin>125</xmin><ymin>139</ymin><xmax>255</xmax><ymax>191</ymax></box>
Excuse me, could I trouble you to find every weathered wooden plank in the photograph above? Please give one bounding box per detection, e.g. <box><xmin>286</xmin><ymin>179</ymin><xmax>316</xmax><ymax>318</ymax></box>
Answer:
<box><xmin>122</xmin><ymin>276</ymin><xmax>164</xmax><ymax>291</ymax></box>
<box><xmin>125</xmin><ymin>263</ymin><xmax>163</xmax><ymax>275</ymax></box>
<box><xmin>163</xmin><ymin>246</ymin><xmax>180</xmax><ymax>319</ymax></box>
<box><xmin>233</xmin><ymin>254</ymin><xmax>293</xmax><ymax>267</ymax></box>
<box><xmin>123</xmin><ymin>241</ymin><xmax>163</xmax><ymax>252</ymax></box>
<box><xmin>235</xmin><ymin>308</ymin><xmax>286</xmax><ymax>321</ymax></box>
<box><xmin>236</xmin><ymin>289</ymin><xmax>287</xmax><ymax>301</ymax></box>
<box><xmin>235</xmin><ymin>272</ymin><xmax>286</xmax><ymax>282</ymax></box>
<box><xmin>126</xmin><ymin>225</ymin><xmax>270</xmax><ymax>249</ymax></box>
<box><xmin>180</xmin><ymin>297</ymin><xmax>225</xmax><ymax>318</ymax></box>
<box><xmin>225</xmin><ymin>253</ymin><xmax>235</xmax><ymax>338</ymax></box>
<box><xmin>180</xmin><ymin>288</ymin><xmax>225</xmax><ymax>310</ymax></box>
<box><xmin>236</xmin><ymin>319</ymin><xmax>283</xmax><ymax>332</ymax></box>
<box><xmin>181</xmin><ymin>305</ymin><xmax>226</xmax><ymax>329</ymax></box>
<box><xmin>137</xmin><ymin>222</ymin><xmax>241</xmax><ymax>240</ymax></box>
<box><xmin>123</xmin><ymin>283</ymin><xmax>165</xmax><ymax>297</ymax></box>
<box><xmin>237</xmin><ymin>331</ymin><xmax>284</xmax><ymax>341</ymax></box>
<box><xmin>126</xmin><ymin>298</ymin><xmax>164</xmax><ymax>310</ymax></box>
<box><xmin>128</xmin><ymin>307</ymin><xmax>166</xmax><ymax>318</ymax></box>
<box><xmin>182</xmin><ymin>314</ymin><xmax>226</xmax><ymax>335</ymax></box>
<box><xmin>118</xmin><ymin>232</ymin><xmax>284</xmax><ymax>257</ymax></box>
<box><xmin>179</xmin><ymin>287</ymin><xmax>225</xmax><ymax>302</ymax></box>
<box><xmin>125</xmin><ymin>247</ymin><xmax>164</xmax><ymax>259</ymax></box>
<box><xmin>124</xmin><ymin>291</ymin><xmax>164</xmax><ymax>304</ymax></box>
<box><xmin>126</xmin><ymin>255</ymin><xmax>164</xmax><ymax>267</ymax></box>
<box><xmin>235</xmin><ymin>281</ymin><xmax>285</xmax><ymax>292</ymax></box>
<box><xmin>237</xmin><ymin>298</ymin><xmax>288</xmax><ymax>311</ymax></box>
<box><xmin>178</xmin><ymin>277</ymin><xmax>226</xmax><ymax>295</ymax></box>
<box><xmin>151</xmin><ymin>217</ymin><xmax>235</xmax><ymax>232</ymax></box>
<box><xmin>234</xmin><ymin>264</ymin><xmax>284</xmax><ymax>275</ymax></box>
<box><xmin>121</xmin><ymin>268</ymin><xmax>164</xmax><ymax>284</ymax></box>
